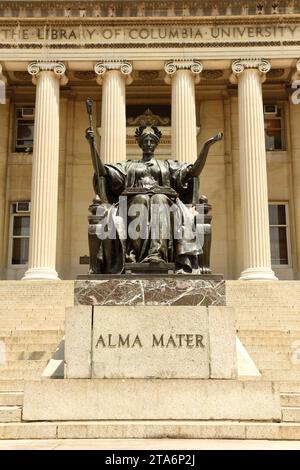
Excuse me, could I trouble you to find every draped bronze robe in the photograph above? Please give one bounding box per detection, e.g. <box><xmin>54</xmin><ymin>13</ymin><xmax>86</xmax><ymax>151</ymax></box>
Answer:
<box><xmin>93</xmin><ymin>158</ymin><xmax>203</xmax><ymax>274</ymax></box>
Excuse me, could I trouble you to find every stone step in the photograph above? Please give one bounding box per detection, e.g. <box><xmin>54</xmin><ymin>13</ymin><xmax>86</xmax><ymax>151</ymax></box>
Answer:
<box><xmin>281</xmin><ymin>393</ymin><xmax>300</xmax><ymax>407</ymax></box>
<box><xmin>0</xmin><ymin>351</ymin><xmax>52</xmax><ymax>361</ymax></box>
<box><xmin>0</xmin><ymin>406</ymin><xmax>21</xmax><ymax>423</ymax></box>
<box><xmin>0</xmin><ymin>335</ymin><xmax>63</xmax><ymax>344</ymax></box>
<box><xmin>0</xmin><ymin>392</ymin><xmax>23</xmax><ymax>406</ymax></box>
<box><xmin>0</xmin><ymin>329</ymin><xmax>64</xmax><ymax>338</ymax></box>
<box><xmin>0</xmin><ymin>369</ymin><xmax>45</xmax><ymax>380</ymax></box>
<box><xmin>238</xmin><ymin>317</ymin><xmax>300</xmax><ymax>322</ymax></box>
<box><xmin>0</xmin><ymin>322</ymin><xmax>65</xmax><ymax>329</ymax></box>
<box><xmin>0</xmin><ymin>301</ymin><xmax>65</xmax><ymax>318</ymax></box>
<box><xmin>255</xmin><ymin>361</ymin><xmax>300</xmax><ymax>370</ymax></box>
<box><xmin>0</xmin><ymin>279</ymin><xmax>73</xmax><ymax>294</ymax></box>
<box><xmin>3</xmin><ymin>343</ymin><xmax>59</xmax><ymax>352</ymax></box>
<box><xmin>237</xmin><ymin>311</ymin><xmax>300</xmax><ymax>317</ymax></box>
<box><xmin>238</xmin><ymin>325</ymin><xmax>300</xmax><ymax>331</ymax></box>
<box><xmin>240</xmin><ymin>342</ymin><xmax>300</xmax><ymax>348</ymax></box>
<box><xmin>246</xmin><ymin>347</ymin><xmax>294</xmax><ymax>353</ymax></box>
<box><xmin>281</xmin><ymin>407</ymin><xmax>300</xmax><ymax>422</ymax></box>
<box><xmin>234</xmin><ymin>305</ymin><xmax>300</xmax><ymax>311</ymax></box>
<box><xmin>260</xmin><ymin>370</ymin><xmax>300</xmax><ymax>381</ymax></box>
<box><xmin>3</xmin><ymin>421</ymin><xmax>300</xmax><ymax>440</ymax></box>
<box><xmin>0</xmin><ymin>380</ymin><xmax>25</xmax><ymax>392</ymax></box>
<box><xmin>243</xmin><ymin>341</ymin><xmax>295</xmax><ymax>346</ymax></box>
<box><xmin>240</xmin><ymin>322</ymin><xmax>300</xmax><ymax>326</ymax></box>
<box><xmin>236</xmin><ymin>309</ymin><xmax>300</xmax><ymax>314</ymax></box>
<box><xmin>251</xmin><ymin>351</ymin><xmax>293</xmax><ymax>360</ymax></box>
<box><xmin>279</xmin><ymin>382</ymin><xmax>300</xmax><ymax>393</ymax></box>
<box><xmin>0</xmin><ymin>360</ymin><xmax>48</xmax><ymax>371</ymax></box>
<box><xmin>237</xmin><ymin>314</ymin><xmax>300</xmax><ymax>320</ymax></box>
<box><xmin>251</xmin><ymin>361</ymin><xmax>295</xmax><ymax>370</ymax></box>
<box><xmin>239</xmin><ymin>330</ymin><xmax>300</xmax><ymax>336</ymax></box>
<box><xmin>0</xmin><ymin>315</ymin><xmax>65</xmax><ymax>321</ymax></box>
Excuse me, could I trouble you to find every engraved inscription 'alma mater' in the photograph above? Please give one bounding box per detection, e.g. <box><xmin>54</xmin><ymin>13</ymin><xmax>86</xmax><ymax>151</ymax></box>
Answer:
<box><xmin>95</xmin><ymin>333</ymin><xmax>205</xmax><ymax>349</ymax></box>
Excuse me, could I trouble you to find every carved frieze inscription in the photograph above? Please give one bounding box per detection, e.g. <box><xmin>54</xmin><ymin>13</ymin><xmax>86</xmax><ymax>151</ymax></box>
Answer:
<box><xmin>0</xmin><ymin>24</ymin><xmax>299</xmax><ymax>45</ymax></box>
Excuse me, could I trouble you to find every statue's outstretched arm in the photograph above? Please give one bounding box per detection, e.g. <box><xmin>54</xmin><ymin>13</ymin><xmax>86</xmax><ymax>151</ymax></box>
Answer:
<box><xmin>85</xmin><ymin>128</ymin><xmax>106</xmax><ymax>177</ymax></box>
<box><xmin>187</xmin><ymin>132</ymin><xmax>223</xmax><ymax>178</ymax></box>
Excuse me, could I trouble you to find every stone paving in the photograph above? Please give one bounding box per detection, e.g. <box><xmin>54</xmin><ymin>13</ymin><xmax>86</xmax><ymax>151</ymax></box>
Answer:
<box><xmin>1</xmin><ymin>439</ymin><xmax>300</xmax><ymax>450</ymax></box>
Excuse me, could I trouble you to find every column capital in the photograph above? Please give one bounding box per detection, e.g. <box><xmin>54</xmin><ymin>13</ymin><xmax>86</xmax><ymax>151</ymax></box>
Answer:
<box><xmin>94</xmin><ymin>60</ymin><xmax>133</xmax><ymax>85</ymax></box>
<box><xmin>230</xmin><ymin>58</ymin><xmax>271</xmax><ymax>84</ymax></box>
<box><xmin>291</xmin><ymin>59</ymin><xmax>300</xmax><ymax>82</ymax></box>
<box><xmin>27</xmin><ymin>61</ymin><xmax>68</xmax><ymax>86</ymax></box>
<box><xmin>164</xmin><ymin>59</ymin><xmax>203</xmax><ymax>84</ymax></box>
<box><xmin>0</xmin><ymin>64</ymin><xmax>7</xmax><ymax>84</ymax></box>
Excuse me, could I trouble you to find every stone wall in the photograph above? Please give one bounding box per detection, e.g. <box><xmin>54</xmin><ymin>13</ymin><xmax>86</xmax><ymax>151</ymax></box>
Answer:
<box><xmin>0</xmin><ymin>92</ymin><xmax>299</xmax><ymax>280</ymax></box>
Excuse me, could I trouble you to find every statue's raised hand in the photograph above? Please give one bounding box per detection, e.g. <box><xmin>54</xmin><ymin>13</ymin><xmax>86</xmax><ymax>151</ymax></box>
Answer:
<box><xmin>210</xmin><ymin>132</ymin><xmax>223</xmax><ymax>144</ymax></box>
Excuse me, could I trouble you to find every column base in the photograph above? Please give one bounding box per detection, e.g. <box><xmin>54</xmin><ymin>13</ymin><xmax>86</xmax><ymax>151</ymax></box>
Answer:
<box><xmin>239</xmin><ymin>267</ymin><xmax>278</xmax><ymax>281</ymax></box>
<box><xmin>22</xmin><ymin>267</ymin><xmax>60</xmax><ymax>281</ymax></box>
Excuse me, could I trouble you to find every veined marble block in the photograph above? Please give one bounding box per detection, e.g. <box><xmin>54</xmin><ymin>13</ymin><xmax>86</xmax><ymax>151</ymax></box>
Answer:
<box><xmin>74</xmin><ymin>276</ymin><xmax>225</xmax><ymax>306</ymax></box>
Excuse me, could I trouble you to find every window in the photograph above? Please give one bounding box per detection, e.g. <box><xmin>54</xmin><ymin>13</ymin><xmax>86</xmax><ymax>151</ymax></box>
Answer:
<box><xmin>14</xmin><ymin>107</ymin><xmax>34</xmax><ymax>152</ymax></box>
<box><xmin>264</xmin><ymin>105</ymin><xmax>285</xmax><ymax>151</ymax></box>
<box><xmin>9</xmin><ymin>202</ymin><xmax>30</xmax><ymax>266</ymax></box>
<box><xmin>269</xmin><ymin>203</ymin><xmax>290</xmax><ymax>266</ymax></box>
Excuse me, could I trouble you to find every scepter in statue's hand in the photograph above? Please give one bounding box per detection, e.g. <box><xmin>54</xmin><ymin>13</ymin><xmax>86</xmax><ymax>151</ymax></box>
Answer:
<box><xmin>86</xmin><ymin>97</ymin><xmax>93</xmax><ymax>130</ymax></box>
<box><xmin>85</xmin><ymin>98</ymin><xmax>107</xmax><ymax>201</ymax></box>
<box><xmin>85</xmin><ymin>98</ymin><xmax>96</xmax><ymax>144</ymax></box>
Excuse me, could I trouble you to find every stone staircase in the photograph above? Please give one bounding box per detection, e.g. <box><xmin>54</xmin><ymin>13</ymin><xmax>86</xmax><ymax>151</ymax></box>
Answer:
<box><xmin>227</xmin><ymin>280</ymin><xmax>300</xmax><ymax>426</ymax></box>
<box><xmin>1</xmin><ymin>280</ymin><xmax>300</xmax><ymax>439</ymax></box>
<box><xmin>0</xmin><ymin>281</ymin><xmax>73</xmax><ymax>436</ymax></box>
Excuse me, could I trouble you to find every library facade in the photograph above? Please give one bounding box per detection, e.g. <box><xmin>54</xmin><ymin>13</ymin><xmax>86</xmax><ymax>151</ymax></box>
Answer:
<box><xmin>1</xmin><ymin>1</ymin><xmax>300</xmax><ymax>281</ymax></box>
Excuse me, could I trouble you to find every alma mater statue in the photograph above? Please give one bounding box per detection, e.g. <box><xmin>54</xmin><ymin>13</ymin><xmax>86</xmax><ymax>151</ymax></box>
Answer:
<box><xmin>85</xmin><ymin>104</ymin><xmax>223</xmax><ymax>275</ymax></box>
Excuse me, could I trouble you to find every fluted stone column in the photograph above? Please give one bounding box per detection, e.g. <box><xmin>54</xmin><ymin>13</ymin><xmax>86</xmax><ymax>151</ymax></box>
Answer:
<box><xmin>0</xmin><ymin>65</ymin><xmax>8</xmax><ymax>278</ymax></box>
<box><xmin>95</xmin><ymin>60</ymin><xmax>132</xmax><ymax>164</ymax></box>
<box><xmin>231</xmin><ymin>59</ymin><xmax>277</xmax><ymax>280</ymax></box>
<box><xmin>164</xmin><ymin>60</ymin><xmax>203</xmax><ymax>163</ymax></box>
<box><xmin>23</xmin><ymin>61</ymin><xmax>68</xmax><ymax>281</ymax></box>
<box><xmin>290</xmin><ymin>60</ymin><xmax>300</xmax><ymax>279</ymax></box>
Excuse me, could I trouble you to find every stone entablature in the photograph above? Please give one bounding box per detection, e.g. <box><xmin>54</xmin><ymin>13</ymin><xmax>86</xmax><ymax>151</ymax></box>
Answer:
<box><xmin>0</xmin><ymin>21</ymin><xmax>300</xmax><ymax>50</ymax></box>
<box><xmin>1</xmin><ymin>1</ymin><xmax>300</xmax><ymax>18</ymax></box>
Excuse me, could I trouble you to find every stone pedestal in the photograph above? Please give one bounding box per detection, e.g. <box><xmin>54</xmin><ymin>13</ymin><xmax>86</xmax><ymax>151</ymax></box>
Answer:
<box><xmin>23</xmin><ymin>379</ymin><xmax>280</xmax><ymax>422</ymax></box>
<box><xmin>65</xmin><ymin>305</ymin><xmax>237</xmax><ymax>380</ymax></box>
<box><xmin>22</xmin><ymin>278</ymin><xmax>281</xmax><ymax>426</ymax></box>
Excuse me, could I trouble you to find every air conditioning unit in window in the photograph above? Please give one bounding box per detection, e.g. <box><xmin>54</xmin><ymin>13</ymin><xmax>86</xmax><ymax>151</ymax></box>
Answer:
<box><xmin>264</xmin><ymin>104</ymin><xmax>278</xmax><ymax>115</ymax></box>
<box><xmin>16</xmin><ymin>202</ymin><xmax>31</xmax><ymax>213</ymax></box>
<box><xmin>21</xmin><ymin>107</ymin><xmax>34</xmax><ymax>118</ymax></box>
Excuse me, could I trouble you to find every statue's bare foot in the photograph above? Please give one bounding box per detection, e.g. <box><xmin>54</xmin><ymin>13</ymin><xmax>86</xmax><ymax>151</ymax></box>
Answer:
<box><xmin>142</xmin><ymin>255</ymin><xmax>166</xmax><ymax>264</ymax></box>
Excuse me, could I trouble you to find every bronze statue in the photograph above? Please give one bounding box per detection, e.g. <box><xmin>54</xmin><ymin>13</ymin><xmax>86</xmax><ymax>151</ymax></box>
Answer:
<box><xmin>85</xmin><ymin>99</ymin><xmax>223</xmax><ymax>275</ymax></box>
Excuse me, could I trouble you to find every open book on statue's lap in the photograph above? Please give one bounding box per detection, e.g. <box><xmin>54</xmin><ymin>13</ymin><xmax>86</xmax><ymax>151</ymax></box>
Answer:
<box><xmin>121</xmin><ymin>186</ymin><xmax>178</xmax><ymax>197</ymax></box>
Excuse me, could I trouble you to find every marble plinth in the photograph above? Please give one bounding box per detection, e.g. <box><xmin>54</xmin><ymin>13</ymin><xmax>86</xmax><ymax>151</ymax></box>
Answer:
<box><xmin>74</xmin><ymin>275</ymin><xmax>225</xmax><ymax>306</ymax></box>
